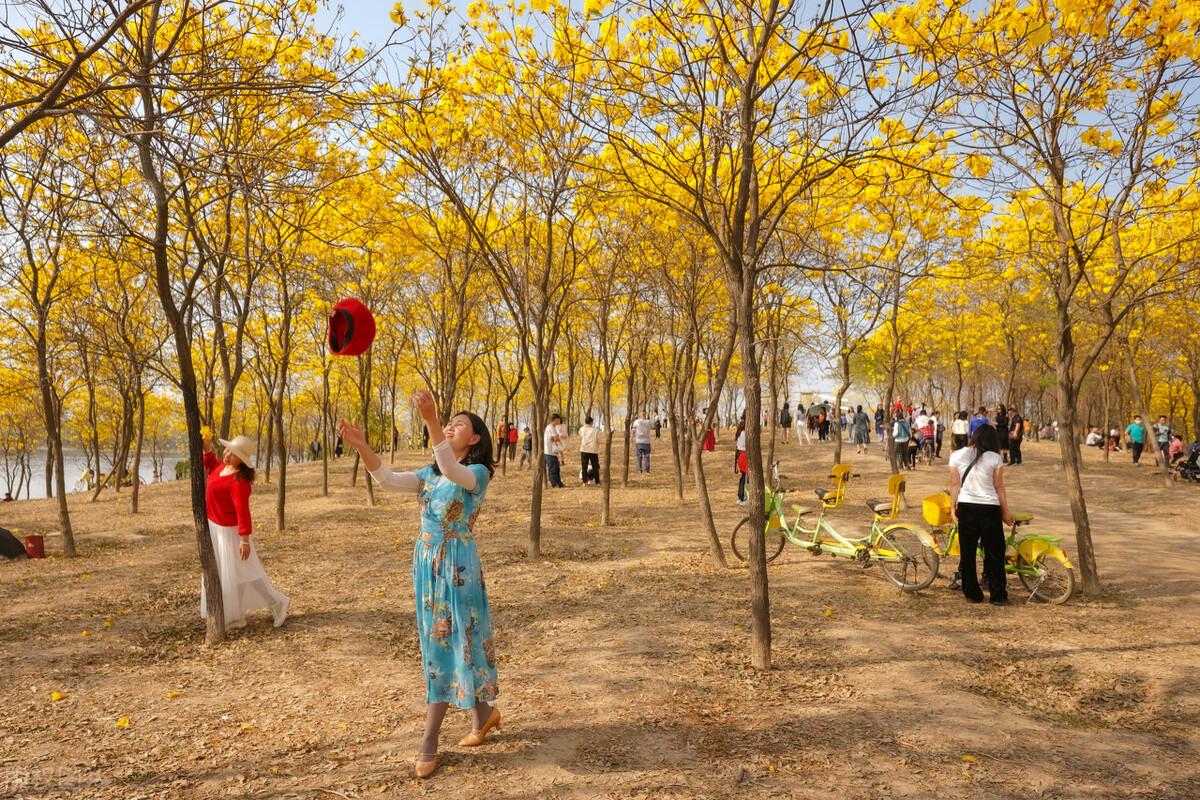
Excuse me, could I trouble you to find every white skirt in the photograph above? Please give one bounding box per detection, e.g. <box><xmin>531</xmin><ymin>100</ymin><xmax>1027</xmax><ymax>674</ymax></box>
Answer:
<box><xmin>199</xmin><ymin>520</ymin><xmax>289</xmax><ymax>628</ymax></box>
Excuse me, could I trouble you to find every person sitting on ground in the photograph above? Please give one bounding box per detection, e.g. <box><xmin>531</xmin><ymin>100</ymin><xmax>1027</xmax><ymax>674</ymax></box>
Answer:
<box><xmin>1169</xmin><ymin>434</ymin><xmax>1185</xmax><ymax>464</ymax></box>
<box><xmin>1107</xmin><ymin>428</ymin><xmax>1123</xmax><ymax>452</ymax></box>
<box><xmin>1085</xmin><ymin>426</ymin><xmax>1104</xmax><ymax>448</ymax></box>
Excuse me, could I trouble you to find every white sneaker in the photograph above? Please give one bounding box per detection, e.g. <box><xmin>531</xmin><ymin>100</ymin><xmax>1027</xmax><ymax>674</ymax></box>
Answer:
<box><xmin>272</xmin><ymin>597</ymin><xmax>290</xmax><ymax>628</ymax></box>
<box><xmin>736</xmin><ymin>498</ymin><xmax>748</xmax><ymax>506</ymax></box>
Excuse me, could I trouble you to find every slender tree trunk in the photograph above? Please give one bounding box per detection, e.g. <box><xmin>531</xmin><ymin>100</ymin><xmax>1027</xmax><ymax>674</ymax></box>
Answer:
<box><xmin>358</xmin><ymin>350</ymin><xmax>375</xmax><ymax>506</ymax></box>
<box><xmin>274</xmin><ymin>397</ymin><xmax>287</xmax><ymax>530</ymax></box>
<box><xmin>622</xmin><ymin>362</ymin><xmax>636</xmax><ymax>487</ymax></box>
<box><xmin>736</xmin><ymin>284</ymin><xmax>770</xmax><ymax>671</ymax></box>
<box><xmin>1055</xmin><ymin>320</ymin><xmax>1101</xmax><ymax>596</ymax></box>
<box><xmin>130</xmin><ymin>385</ymin><xmax>146</xmax><ymax>513</ymax></box>
<box><xmin>134</xmin><ymin>6</ymin><xmax>224</xmax><ymax>642</ymax></box>
<box><xmin>36</xmin><ymin>318</ymin><xmax>74</xmax><ymax>555</ymax></box>
<box><xmin>321</xmin><ymin>363</ymin><xmax>330</xmax><ymax>497</ymax></box>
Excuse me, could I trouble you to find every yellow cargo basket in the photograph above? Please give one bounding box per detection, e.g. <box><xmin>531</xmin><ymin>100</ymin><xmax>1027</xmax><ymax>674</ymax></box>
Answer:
<box><xmin>922</xmin><ymin>492</ymin><xmax>952</xmax><ymax>527</ymax></box>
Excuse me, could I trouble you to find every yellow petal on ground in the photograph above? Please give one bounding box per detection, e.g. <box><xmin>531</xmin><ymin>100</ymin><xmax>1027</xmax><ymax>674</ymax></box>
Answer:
<box><xmin>102</xmin><ymin>619</ymin><xmax>112</xmax><ymax>629</ymax></box>
<box><xmin>822</xmin><ymin>608</ymin><xmax>833</xmax><ymax>617</ymax></box>
<box><xmin>962</xmin><ymin>754</ymin><xmax>976</xmax><ymax>762</ymax></box>
<box><xmin>50</xmin><ymin>691</ymin><xmax>67</xmax><ymax>702</ymax></box>
<box><xmin>81</xmin><ymin>630</ymin><xmax>92</xmax><ymax>636</ymax></box>
<box><xmin>115</xmin><ymin>717</ymin><xmax>130</xmax><ymax>727</ymax></box>
<box><xmin>166</xmin><ymin>691</ymin><xmax>181</xmax><ymax>699</ymax></box>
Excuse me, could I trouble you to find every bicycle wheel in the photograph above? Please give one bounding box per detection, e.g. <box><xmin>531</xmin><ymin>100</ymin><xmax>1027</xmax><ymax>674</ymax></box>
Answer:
<box><xmin>730</xmin><ymin>516</ymin><xmax>786</xmax><ymax>564</ymax></box>
<box><xmin>930</xmin><ymin>527</ymin><xmax>954</xmax><ymax>577</ymax></box>
<box><xmin>1018</xmin><ymin>555</ymin><xmax>1075</xmax><ymax>604</ymax></box>
<box><xmin>876</xmin><ymin>525</ymin><xmax>939</xmax><ymax>591</ymax></box>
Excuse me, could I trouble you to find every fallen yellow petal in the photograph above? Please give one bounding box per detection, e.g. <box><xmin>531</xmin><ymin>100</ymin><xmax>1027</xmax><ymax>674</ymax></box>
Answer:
<box><xmin>81</xmin><ymin>630</ymin><xmax>92</xmax><ymax>637</ymax></box>
<box><xmin>962</xmin><ymin>755</ymin><xmax>976</xmax><ymax>762</ymax></box>
<box><xmin>822</xmin><ymin>608</ymin><xmax>833</xmax><ymax>617</ymax></box>
<box><xmin>115</xmin><ymin>717</ymin><xmax>130</xmax><ymax>728</ymax></box>
<box><xmin>50</xmin><ymin>691</ymin><xmax>67</xmax><ymax>702</ymax></box>
<box><xmin>102</xmin><ymin>619</ymin><xmax>113</xmax><ymax>629</ymax></box>
<box><xmin>166</xmin><ymin>691</ymin><xmax>181</xmax><ymax>699</ymax></box>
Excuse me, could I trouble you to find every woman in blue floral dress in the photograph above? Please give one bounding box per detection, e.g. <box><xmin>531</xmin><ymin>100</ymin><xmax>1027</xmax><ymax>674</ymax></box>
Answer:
<box><xmin>339</xmin><ymin>389</ymin><xmax>499</xmax><ymax>779</ymax></box>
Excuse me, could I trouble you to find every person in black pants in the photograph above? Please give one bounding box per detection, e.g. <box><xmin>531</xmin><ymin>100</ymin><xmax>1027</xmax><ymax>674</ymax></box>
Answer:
<box><xmin>948</xmin><ymin>424</ymin><xmax>1013</xmax><ymax>605</ymax></box>
<box><xmin>1008</xmin><ymin>411</ymin><xmax>1024</xmax><ymax>465</ymax></box>
<box><xmin>995</xmin><ymin>404</ymin><xmax>1011</xmax><ymax>464</ymax></box>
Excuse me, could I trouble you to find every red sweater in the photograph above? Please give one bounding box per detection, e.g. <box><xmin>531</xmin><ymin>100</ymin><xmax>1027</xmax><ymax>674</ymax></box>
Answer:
<box><xmin>204</xmin><ymin>451</ymin><xmax>253</xmax><ymax>535</ymax></box>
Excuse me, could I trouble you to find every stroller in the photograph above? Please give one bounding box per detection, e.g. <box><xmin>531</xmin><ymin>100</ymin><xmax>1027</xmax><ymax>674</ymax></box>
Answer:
<box><xmin>1175</xmin><ymin>442</ymin><xmax>1200</xmax><ymax>482</ymax></box>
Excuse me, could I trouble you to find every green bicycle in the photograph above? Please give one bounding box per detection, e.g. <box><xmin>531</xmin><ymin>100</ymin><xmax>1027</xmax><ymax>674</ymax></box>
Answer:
<box><xmin>921</xmin><ymin>493</ymin><xmax>1075</xmax><ymax>604</ymax></box>
<box><xmin>730</xmin><ymin>482</ymin><xmax>940</xmax><ymax>592</ymax></box>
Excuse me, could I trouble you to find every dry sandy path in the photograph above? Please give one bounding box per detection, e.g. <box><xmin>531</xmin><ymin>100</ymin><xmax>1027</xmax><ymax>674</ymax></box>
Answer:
<box><xmin>1</xmin><ymin>439</ymin><xmax>1197</xmax><ymax>799</ymax></box>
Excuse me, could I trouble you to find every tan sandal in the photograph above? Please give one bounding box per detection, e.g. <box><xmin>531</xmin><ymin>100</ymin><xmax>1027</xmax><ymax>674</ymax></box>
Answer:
<box><xmin>458</xmin><ymin>707</ymin><xmax>502</xmax><ymax>747</ymax></box>
<box><xmin>414</xmin><ymin>752</ymin><xmax>439</xmax><ymax>779</ymax></box>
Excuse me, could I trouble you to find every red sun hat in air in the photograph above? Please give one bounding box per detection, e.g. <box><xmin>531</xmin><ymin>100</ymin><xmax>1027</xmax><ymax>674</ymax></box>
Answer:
<box><xmin>328</xmin><ymin>298</ymin><xmax>376</xmax><ymax>356</ymax></box>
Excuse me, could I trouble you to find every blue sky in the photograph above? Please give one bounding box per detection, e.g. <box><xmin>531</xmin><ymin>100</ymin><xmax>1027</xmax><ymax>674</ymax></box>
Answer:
<box><xmin>317</xmin><ymin>1</ymin><xmax>404</xmax><ymax>45</ymax></box>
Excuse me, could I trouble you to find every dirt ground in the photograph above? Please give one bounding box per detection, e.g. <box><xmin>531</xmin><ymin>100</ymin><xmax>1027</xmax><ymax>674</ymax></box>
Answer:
<box><xmin>1</xmin><ymin>437</ymin><xmax>1198</xmax><ymax>799</ymax></box>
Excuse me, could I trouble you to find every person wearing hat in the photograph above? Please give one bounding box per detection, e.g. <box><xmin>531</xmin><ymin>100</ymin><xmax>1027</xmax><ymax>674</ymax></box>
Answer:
<box><xmin>338</xmin><ymin>389</ymin><xmax>500</xmax><ymax>780</ymax></box>
<box><xmin>200</xmin><ymin>432</ymin><xmax>289</xmax><ymax>630</ymax></box>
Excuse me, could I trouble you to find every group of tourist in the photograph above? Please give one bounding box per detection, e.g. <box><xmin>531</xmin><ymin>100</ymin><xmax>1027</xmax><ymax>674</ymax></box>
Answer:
<box><xmin>1084</xmin><ymin>414</ymin><xmax>1189</xmax><ymax>467</ymax></box>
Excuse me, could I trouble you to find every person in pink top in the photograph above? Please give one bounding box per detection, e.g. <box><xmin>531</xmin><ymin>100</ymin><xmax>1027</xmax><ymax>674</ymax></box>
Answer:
<box><xmin>201</xmin><ymin>432</ymin><xmax>289</xmax><ymax>630</ymax></box>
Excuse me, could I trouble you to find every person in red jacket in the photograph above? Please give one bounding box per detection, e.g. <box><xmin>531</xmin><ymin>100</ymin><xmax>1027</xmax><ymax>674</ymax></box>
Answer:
<box><xmin>201</xmin><ymin>432</ymin><xmax>289</xmax><ymax>630</ymax></box>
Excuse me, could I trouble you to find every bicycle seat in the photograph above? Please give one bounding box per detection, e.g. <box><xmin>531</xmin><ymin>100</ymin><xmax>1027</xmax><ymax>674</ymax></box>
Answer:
<box><xmin>1012</xmin><ymin>512</ymin><xmax>1033</xmax><ymax>525</ymax></box>
<box><xmin>865</xmin><ymin>498</ymin><xmax>892</xmax><ymax>514</ymax></box>
<box><xmin>815</xmin><ymin>488</ymin><xmax>830</xmax><ymax>500</ymax></box>
<box><xmin>791</xmin><ymin>504</ymin><xmax>813</xmax><ymax>516</ymax></box>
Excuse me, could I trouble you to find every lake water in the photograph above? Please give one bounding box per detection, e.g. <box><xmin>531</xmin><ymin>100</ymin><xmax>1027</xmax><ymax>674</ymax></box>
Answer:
<box><xmin>0</xmin><ymin>451</ymin><xmax>188</xmax><ymax>501</ymax></box>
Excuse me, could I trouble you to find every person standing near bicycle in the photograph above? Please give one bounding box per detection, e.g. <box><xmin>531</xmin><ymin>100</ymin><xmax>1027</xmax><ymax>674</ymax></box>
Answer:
<box><xmin>948</xmin><ymin>424</ymin><xmax>1014</xmax><ymax>606</ymax></box>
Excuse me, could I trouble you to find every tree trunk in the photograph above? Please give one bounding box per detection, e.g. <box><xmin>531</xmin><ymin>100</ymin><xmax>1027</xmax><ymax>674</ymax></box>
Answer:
<box><xmin>274</xmin><ymin>398</ymin><xmax>287</xmax><ymax>531</ymax></box>
<box><xmin>134</xmin><ymin>6</ymin><xmax>224</xmax><ymax>643</ymax></box>
<box><xmin>736</xmin><ymin>285</ymin><xmax>771</xmax><ymax>671</ymax></box>
<box><xmin>622</xmin><ymin>362</ymin><xmax>636</xmax><ymax>487</ymax></box>
<box><xmin>36</xmin><ymin>317</ymin><xmax>75</xmax><ymax>555</ymax></box>
<box><xmin>1055</xmin><ymin>322</ymin><xmax>1101</xmax><ymax>596</ymax></box>
<box><xmin>359</xmin><ymin>350</ymin><xmax>375</xmax><ymax>507</ymax></box>
<box><xmin>130</xmin><ymin>384</ymin><xmax>146</xmax><ymax>513</ymax></box>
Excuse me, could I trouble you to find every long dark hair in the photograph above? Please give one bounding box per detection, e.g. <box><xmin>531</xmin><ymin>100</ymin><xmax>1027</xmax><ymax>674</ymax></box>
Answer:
<box><xmin>962</xmin><ymin>423</ymin><xmax>1000</xmax><ymax>477</ymax></box>
<box><xmin>431</xmin><ymin>411</ymin><xmax>495</xmax><ymax>477</ymax></box>
<box><xmin>235</xmin><ymin>462</ymin><xmax>256</xmax><ymax>483</ymax></box>
<box><xmin>970</xmin><ymin>423</ymin><xmax>1000</xmax><ymax>453</ymax></box>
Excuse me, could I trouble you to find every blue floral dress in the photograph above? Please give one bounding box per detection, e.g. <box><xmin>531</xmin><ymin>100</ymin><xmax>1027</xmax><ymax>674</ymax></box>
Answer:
<box><xmin>412</xmin><ymin>463</ymin><xmax>498</xmax><ymax>708</ymax></box>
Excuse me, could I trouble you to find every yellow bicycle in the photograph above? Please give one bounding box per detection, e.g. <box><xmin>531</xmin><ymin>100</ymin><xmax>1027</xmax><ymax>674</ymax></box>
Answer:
<box><xmin>922</xmin><ymin>493</ymin><xmax>1076</xmax><ymax>604</ymax></box>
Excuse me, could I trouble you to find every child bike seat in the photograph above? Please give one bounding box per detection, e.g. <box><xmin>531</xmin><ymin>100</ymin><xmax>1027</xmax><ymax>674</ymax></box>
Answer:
<box><xmin>865</xmin><ymin>499</ymin><xmax>892</xmax><ymax>514</ymax></box>
<box><xmin>1012</xmin><ymin>512</ymin><xmax>1033</xmax><ymax>525</ymax></box>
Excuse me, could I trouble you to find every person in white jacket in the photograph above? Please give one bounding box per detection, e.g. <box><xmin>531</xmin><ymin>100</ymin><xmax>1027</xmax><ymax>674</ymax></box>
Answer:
<box><xmin>579</xmin><ymin>416</ymin><xmax>600</xmax><ymax>485</ymax></box>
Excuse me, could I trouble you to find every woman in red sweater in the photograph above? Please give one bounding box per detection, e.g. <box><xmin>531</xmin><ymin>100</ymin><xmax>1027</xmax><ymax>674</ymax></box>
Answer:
<box><xmin>200</xmin><ymin>433</ymin><xmax>289</xmax><ymax>629</ymax></box>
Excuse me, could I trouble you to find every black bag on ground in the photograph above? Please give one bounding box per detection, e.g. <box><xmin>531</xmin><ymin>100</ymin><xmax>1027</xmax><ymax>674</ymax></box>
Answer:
<box><xmin>0</xmin><ymin>527</ymin><xmax>26</xmax><ymax>560</ymax></box>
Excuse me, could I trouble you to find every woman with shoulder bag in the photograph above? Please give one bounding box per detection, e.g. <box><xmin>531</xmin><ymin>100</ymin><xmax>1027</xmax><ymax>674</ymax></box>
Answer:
<box><xmin>947</xmin><ymin>424</ymin><xmax>1014</xmax><ymax>605</ymax></box>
